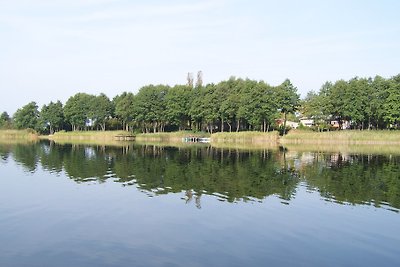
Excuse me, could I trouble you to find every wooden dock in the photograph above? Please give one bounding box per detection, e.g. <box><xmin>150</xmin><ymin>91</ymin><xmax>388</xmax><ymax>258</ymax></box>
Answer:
<box><xmin>114</xmin><ymin>135</ymin><xmax>136</xmax><ymax>141</ymax></box>
<box><xmin>182</xmin><ymin>137</ymin><xmax>210</xmax><ymax>143</ymax></box>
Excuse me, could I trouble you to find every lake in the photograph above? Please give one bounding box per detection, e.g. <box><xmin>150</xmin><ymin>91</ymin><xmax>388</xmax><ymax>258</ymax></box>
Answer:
<box><xmin>0</xmin><ymin>141</ymin><xmax>399</xmax><ymax>267</ymax></box>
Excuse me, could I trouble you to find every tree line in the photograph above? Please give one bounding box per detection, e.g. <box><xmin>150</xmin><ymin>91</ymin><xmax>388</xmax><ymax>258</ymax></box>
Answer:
<box><xmin>301</xmin><ymin>74</ymin><xmax>400</xmax><ymax>130</ymax></box>
<box><xmin>0</xmin><ymin>74</ymin><xmax>399</xmax><ymax>134</ymax></box>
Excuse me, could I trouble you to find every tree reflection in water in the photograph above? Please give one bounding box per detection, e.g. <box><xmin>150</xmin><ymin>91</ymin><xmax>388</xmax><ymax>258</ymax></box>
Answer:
<box><xmin>0</xmin><ymin>140</ymin><xmax>399</xmax><ymax>211</ymax></box>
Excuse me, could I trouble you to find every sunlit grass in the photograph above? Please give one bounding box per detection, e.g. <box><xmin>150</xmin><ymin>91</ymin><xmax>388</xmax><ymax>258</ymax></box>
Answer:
<box><xmin>211</xmin><ymin>131</ymin><xmax>279</xmax><ymax>143</ymax></box>
<box><xmin>282</xmin><ymin>130</ymin><xmax>400</xmax><ymax>144</ymax></box>
<box><xmin>48</xmin><ymin>130</ymin><xmax>131</xmax><ymax>141</ymax></box>
<box><xmin>0</xmin><ymin>129</ymin><xmax>38</xmax><ymax>141</ymax></box>
<box><xmin>135</xmin><ymin>131</ymin><xmax>209</xmax><ymax>142</ymax></box>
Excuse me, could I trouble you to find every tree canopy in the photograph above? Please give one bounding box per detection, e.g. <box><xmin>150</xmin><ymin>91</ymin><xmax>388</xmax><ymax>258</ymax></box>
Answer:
<box><xmin>2</xmin><ymin>73</ymin><xmax>400</xmax><ymax>134</ymax></box>
<box><xmin>13</xmin><ymin>102</ymin><xmax>39</xmax><ymax>130</ymax></box>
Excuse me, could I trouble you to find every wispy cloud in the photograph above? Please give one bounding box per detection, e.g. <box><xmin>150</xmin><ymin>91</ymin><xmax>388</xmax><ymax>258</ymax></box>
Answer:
<box><xmin>72</xmin><ymin>1</ymin><xmax>224</xmax><ymax>22</ymax></box>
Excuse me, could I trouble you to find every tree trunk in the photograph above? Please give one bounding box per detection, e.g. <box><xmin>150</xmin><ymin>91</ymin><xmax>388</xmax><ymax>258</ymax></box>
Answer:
<box><xmin>263</xmin><ymin>119</ymin><xmax>266</xmax><ymax>132</ymax></box>
<box><xmin>368</xmin><ymin>116</ymin><xmax>371</xmax><ymax>130</ymax></box>
<box><xmin>221</xmin><ymin>117</ymin><xmax>224</xmax><ymax>132</ymax></box>
<box><xmin>236</xmin><ymin>119</ymin><xmax>240</xmax><ymax>132</ymax></box>
<box><xmin>283</xmin><ymin>112</ymin><xmax>287</xmax><ymax>135</ymax></box>
<box><xmin>227</xmin><ymin>121</ymin><xmax>232</xmax><ymax>132</ymax></box>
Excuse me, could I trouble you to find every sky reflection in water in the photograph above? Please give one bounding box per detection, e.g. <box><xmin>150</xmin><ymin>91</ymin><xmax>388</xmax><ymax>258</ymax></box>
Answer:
<box><xmin>0</xmin><ymin>141</ymin><xmax>399</xmax><ymax>267</ymax></box>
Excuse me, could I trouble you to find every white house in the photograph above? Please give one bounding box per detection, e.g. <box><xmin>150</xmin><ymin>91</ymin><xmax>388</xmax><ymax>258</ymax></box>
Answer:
<box><xmin>300</xmin><ymin>119</ymin><xmax>314</xmax><ymax>127</ymax></box>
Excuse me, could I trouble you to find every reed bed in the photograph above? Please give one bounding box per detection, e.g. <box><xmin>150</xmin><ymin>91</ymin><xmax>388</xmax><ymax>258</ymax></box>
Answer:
<box><xmin>135</xmin><ymin>131</ymin><xmax>209</xmax><ymax>142</ymax></box>
<box><xmin>281</xmin><ymin>130</ymin><xmax>400</xmax><ymax>145</ymax></box>
<box><xmin>0</xmin><ymin>130</ymin><xmax>38</xmax><ymax>141</ymax></box>
<box><xmin>211</xmin><ymin>131</ymin><xmax>279</xmax><ymax>144</ymax></box>
<box><xmin>48</xmin><ymin>130</ymin><xmax>131</xmax><ymax>141</ymax></box>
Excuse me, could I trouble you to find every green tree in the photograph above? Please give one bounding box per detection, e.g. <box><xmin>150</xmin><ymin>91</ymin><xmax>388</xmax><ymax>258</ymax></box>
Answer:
<box><xmin>165</xmin><ymin>85</ymin><xmax>192</xmax><ymax>131</ymax></box>
<box><xmin>88</xmin><ymin>93</ymin><xmax>113</xmax><ymax>131</ymax></box>
<box><xmin>64</xmin><ymin>93</ymin><xmax>93</xmax><ymax>131</ymax></box>
<box><xmin>114</xmin><ymin>92</ymin><xmax>135</xmax><ymax>131</ymax></box>
<box><xmin>370</xmin><ymin>76</ymin><xmax>389</xmax><ymax>129</ymax></box>
<box><xmin>13</xmin><ymin>102</ymin><xmax>39</xmax><ymax>130</ymax></box>
<box><xmin>219</xmin><ymin>78</ymin><xmax>243</xmax><ymax>132</ymax></box>
<box><xmin>383</xmin><ymin>74</ymin><xmax>400</xmax><ymax>128</ymax></box>
<box><xmin>0</xmin><ymin>111</ymin><xmax>12</xmax><ymax>129</ymax></box>
<box><xmin>135</xmin><ymin>85</ymin><xmax>169</xmax><ymax>133</ymax></box>
<box><xmin>326</xmin><ymin>80</ymin><xmax>349</xmax><ymax>129</ymax></box>
<box><xmin>189</xmin><ymin>87</ymin><xmax>206</xmax><ymax>131</ymax></box>
<box><xmin>345</xmin><ymin>77</ymin><xmax>370</xmax><ymax>129</ymax></box>
<box><xmin>250</xmin><ymin>81</ymin><xmax>278</xmax><ymax>132</ymax></box>
<box><xmin>40</xmin><ymin>101</ymin><xmax>64</xmax><ymax>134</ymax></box>
<box><xmin>277</xmin><ymin>79</ymin><xmax>300</xmax><ymax>134</ymax></box>
<box><xmin>202</xmin><ymin>84</ymin><xmax>220</xmax><ymax>133</ymax></box>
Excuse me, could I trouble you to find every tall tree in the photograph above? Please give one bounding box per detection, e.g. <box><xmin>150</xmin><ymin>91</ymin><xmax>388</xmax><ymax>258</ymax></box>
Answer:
<box><xmin>13</xmin><ymin>102</ymin><xmax>39</xmax><ymax>130</ymax></box>
<box><xmin>383</xmin><ymin>74</ymin><xmax>400</xmax><ymax>128</ymax></box>
<box><xmin>195</xmin><ymin>71</ymin><xmax>203</xmax><ymax>88</ymax></box>
<box><xmin>202</xmin><ymin>84</ymin><xmax>220</xmax><ymax>133</ymax></box>
<box><xmin>327</xmin><ymin>80</ymin><xmax>348</xmax><ymax>129</ymax></box>
<box><xmin>64</xmin><ymin>93</ymin><xmax>93</xmax><ymax>131</ymax></box>
<box><xmin>277</xmin><ymin>79</ymin><xmax>300</xmax><ymax>134</ymax></box>
<box><xmin>187</xmin><ymin>72</ymin><xmax>194</xmax><ymax>88</ymax></box>
<box><xmin>40</xmin><ymin>101</ymin><xmax>64</xmax><ymax>134</ymax></box>
<box><xmin>370</xmin><ymin>75</ymin><xmax>389</xmax><ymax>129</ymax></box>
<box><xmin>165</xmin><ymin>85</ymin><xmax>192</xmax><ymax>130</ymax></box>
<box><xmin>345</xmin><ymin>77</ymin><xmax>368</xmax><ymax>129</ymax></box>
<box><xmin>0</xmin><ymin>111</ymin><xmax>11</xmax><ymax>129</ymax></box>
<box><xmin>89</xmin><ymin>93</ymin><xmax>113</xmax><ymax>131</ymax></box>
<box><xmin>189</xmin><ymin>87</ymin><xmax>206</xmax><ymax>131</ymax></box>
<box><xmin>114</xmin><ymin>92</ymin><xmax>135</xmax><ymax>131</ymax></box>
<box><xmin>135</xmin><ymin>85</ymin><xmax>169</xmax><ymax>133</ymax></box>
<box><xmin>219</xmin><ymin>78</ymin><xmax>241</xmax><ymax>132</ymax></box>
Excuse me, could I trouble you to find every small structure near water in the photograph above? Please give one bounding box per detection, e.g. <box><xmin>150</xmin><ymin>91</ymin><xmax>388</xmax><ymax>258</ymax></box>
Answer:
<box><xmin>182</xmin><ymin>136</ymin><xmax>210</xmax><ymax>143</ymax></box>
<box><xmin>114</xmin><ymin>135</ymin><xmax>136</xmax><ymax>141</ymax></box>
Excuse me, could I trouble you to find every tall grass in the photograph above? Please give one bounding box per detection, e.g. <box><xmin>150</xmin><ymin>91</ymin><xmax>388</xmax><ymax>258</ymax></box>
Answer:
<box><xmin>135</xmin><ymin>131</ymin><xmax>209</xmax><ymax>142</ymax></box>
<box><xmin>282</xmin><ymin>130</ymin><xmax>400</xmax><ymax>145</ymax></box>
<box><xmin>211</xmin><ymin>131</ymin><xmax>279</xmax><ymax>144</ymax></box>
<box><xmin>49</xmin><ymin>130</ymin><xmax>131</xmax><ymax>141</ymax></box>
<box><xmin>0</xmin><ymin>129</ymin><xmax>38</xmax><ymax>141</ymax></box>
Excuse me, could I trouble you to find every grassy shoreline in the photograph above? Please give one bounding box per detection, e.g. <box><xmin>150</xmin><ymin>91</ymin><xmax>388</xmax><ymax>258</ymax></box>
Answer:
<box><xmin>135</xmin><ymin>131</ymin><xmax>209</xmax><ymax>142</ymax></box>
<box><xmin>45</xmin><ymin>130</ymin><xmax>131</xmax><ymax>140</ymax></box>
<box><xmin>1</xmin><ymin>129</ymin><xmax>400</xmax><ymax>149</ymax></box>
<box><xmin>0</xmin><ymin>130</ymin><xmax>39</xmax><ymax>142</ymax></box>
<box><xmin>211</xmin><ymin>131</ymin><xmax>279</xmax><ymax>144</ymax></box>
<box><xmin>281</xmin><ymin>130</ymin><xmax>400</xmax><ymax>145</ymax></box>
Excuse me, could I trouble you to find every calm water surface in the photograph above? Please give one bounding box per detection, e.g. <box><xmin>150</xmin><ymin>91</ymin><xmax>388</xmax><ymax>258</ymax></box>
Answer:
<box><xmin>0</xmin><ymin>141</ymin><xmax>399</xmax><ymax>267</ymax></box>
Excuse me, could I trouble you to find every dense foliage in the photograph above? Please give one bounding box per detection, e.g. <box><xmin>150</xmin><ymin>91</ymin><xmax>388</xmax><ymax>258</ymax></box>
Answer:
<box><xmin>301</xmin><ymin>75</ymin><xmax>400</xmax><ymax>130</ymax></box>
<box><xmin>2</xmin><ymin>74</ymin><xmax>399</xmax><ymax>133</ymax></box>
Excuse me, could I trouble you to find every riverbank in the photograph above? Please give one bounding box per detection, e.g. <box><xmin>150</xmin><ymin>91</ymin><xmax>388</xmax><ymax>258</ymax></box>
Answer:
<box><xmin>281</xmin><ymin>130</ymin><xmax>400</xmax><ymax>145</ymax></box>
<box><xmin>135</xmin><ymin>131</ymin><xmax>209</xmax><ymax>142</ymax></box>
<box><xmin>45</xmin><ymin>130</ymin><xmax>132</xmax><ymax>141</ymax></box>
<box><xmin>0</xmin><ymin>130</ymin><xmax>38</xmax><ymax>142</ymax></box>
<box><xmin>211</xmin><ymin>131</ymin><xmax>279</xmax><ymax>144</ymax></box>
<box><xmin>2</xmin><ymin>129</ymin><xmax>400</xmax><ymax>147</ymax></box>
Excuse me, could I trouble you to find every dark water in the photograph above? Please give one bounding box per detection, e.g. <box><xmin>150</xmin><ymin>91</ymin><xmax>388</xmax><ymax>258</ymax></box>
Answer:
<box><xmin>0</xmin><ymin>141</ymin><xmax>399</xmax><ymax>267</ymax></box>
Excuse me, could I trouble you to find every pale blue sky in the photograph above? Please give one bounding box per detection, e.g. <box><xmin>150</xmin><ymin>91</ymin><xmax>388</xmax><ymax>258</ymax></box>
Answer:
<box><xmin>1</xmin><ymin>0</ymin><xmax>399</xmax><ymax>114</ymax></box>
